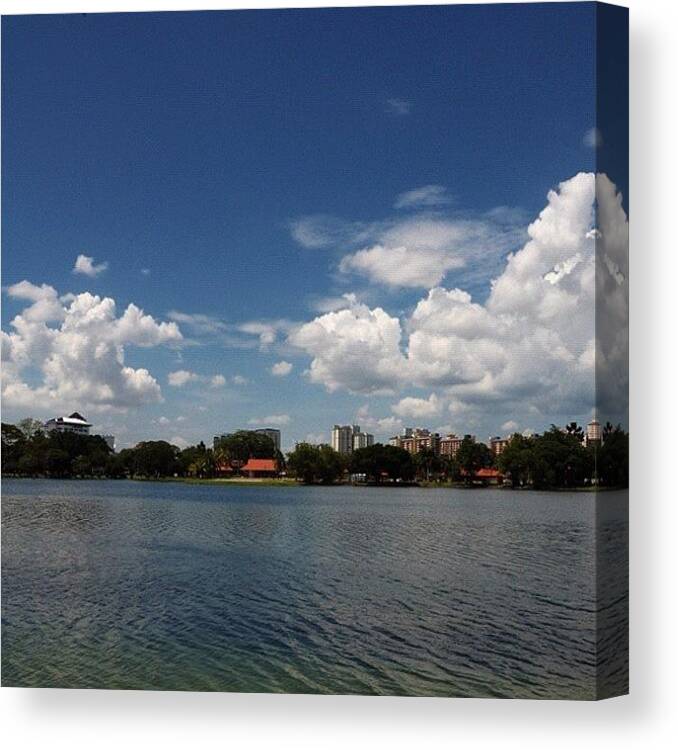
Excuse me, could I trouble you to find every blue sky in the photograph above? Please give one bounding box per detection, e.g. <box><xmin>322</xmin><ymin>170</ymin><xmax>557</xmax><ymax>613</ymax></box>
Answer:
<box><xmin>3</xmin><ymin>4</ymin><xmax>629</xmax><ymax>450</ymax></box>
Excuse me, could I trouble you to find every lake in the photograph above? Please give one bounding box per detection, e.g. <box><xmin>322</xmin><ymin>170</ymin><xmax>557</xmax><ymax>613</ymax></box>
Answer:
<box><xmin>1</xmin><ymin>479</ymin><xmax>628</xmax><ymax>698</ymax></box>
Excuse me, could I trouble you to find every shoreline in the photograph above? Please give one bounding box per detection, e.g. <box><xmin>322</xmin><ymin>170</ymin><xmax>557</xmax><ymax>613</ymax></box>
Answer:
<box><xmin>1</xmin><ymin>475</ymin><xmax>625</xmax><ymax>492</ymax></box>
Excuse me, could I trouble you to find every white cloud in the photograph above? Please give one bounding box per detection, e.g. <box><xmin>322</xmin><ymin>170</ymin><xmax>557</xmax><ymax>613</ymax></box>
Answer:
<box><xmin>166</xmin><ymin>310</ymin><xmax>296</xmax><ymax>351</ymax></box>
<box><xmin>271</xmin><ymin>361</ymin><xmax>293</xmax><ymax>377</ymax></box>
<box><xmin>170</xmin><ymin>435</ymin><xmax>189</xmax><ymax>449</ymax></box>
<box><xmin>168</xmin><ymin>370</ymin><xmax>199</xmax><ymax>387</ymax></box>
<box><xmin>238</xmin><ymin>319</ymin><xmax>295</xmax><ymax>349</ymax></box>
<box><xmin>6</xmin><ymin>281</ymin><xmax>64</xmax><ymax>323</ymax></box>
<box><xmin>395</xmin><ymin>185</ymin><xmax>452</xmax><ymax>210</ymax></box>
<box><xmin>2</xmin><ymin>287</ymin><xmax>181</xmax><ymax>413</ymax></box>
<box><xmin>391</xmin><ymin>393</ymin><xmax>442</xmax><ymax>419</ymax></box>
<box><xmin>248</xmin><ymin>414</ymin><xmax>291</xmax><ymax>426</ymax></box>
<box><xmin>386</xmin><ymin>98</ymin><xmax>412</xmax><ymax>115</ymax></box>
<box><xmin>168</xmin><ymin>370</ymin><xmax>227</xmax><ymax>388</ymax></box>
<box><xmin>354</xmin><ymin>404</ymin><xmax>403</xmax><ymax>436</ymax></box>
<box><xmin>289</xmin><ymin>172</ymin><xmax>628</xmax><ymax>424</ymax></box>
<box><xmin>289</xmin><ymin>215</ymin><xmax>362</xmax><ymax>250</ymax></box>
<box><xmin>339</xmin><ymin>216</ymin><xmax>521</xmax><ymax>289</ymax></box>
<box><xmin>501</xmin><ymin>420</ymin><xmax>519</xmax><ymax>433</ymax></box>
<box><xmin>289</xmin><ymin>300</ymin><xmax>405</xmax><ymax>395</ymax></box>
<box><xmin>232</xmin><ymin>374</ymin><xmax>248</xmax><ymax>385</ymax></box>
<box><xmin>73</xmin><ymin>254</ymin><xmax>108</xmax><ymax>277</ymax></box>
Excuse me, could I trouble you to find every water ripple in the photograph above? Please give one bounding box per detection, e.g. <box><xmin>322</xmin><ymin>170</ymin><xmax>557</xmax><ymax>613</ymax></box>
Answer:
<box><xmin>2</xmin><ymin>480</ymin><xmax>628</xmax><ymax>698</ymax></box>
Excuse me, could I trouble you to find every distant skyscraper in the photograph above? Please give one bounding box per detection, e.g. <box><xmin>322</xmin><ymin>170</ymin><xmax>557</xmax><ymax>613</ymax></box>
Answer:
<box><xmin>352</xmin><ymin>429</ymin><xmax>374</xmax><ymax>451</ymax></box>
<box><xmin>253</xmin><ymin>428</ymin><xmax>281</xmax><ymax>452</ymax></box>
<box><xmin>585</xmin><ymin>420</ymin><xmax>602</xmax><ymax>446</ymax></box>
<box><xmin>332</xmin><ymin>425</ymin><xmax>354</xmax><ymax>455</ymax></box>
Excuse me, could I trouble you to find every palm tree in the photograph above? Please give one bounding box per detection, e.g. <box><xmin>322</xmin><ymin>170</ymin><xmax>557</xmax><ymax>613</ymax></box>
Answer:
<box><xmin>565</xmin><ymin>422</ymin><xmax>584</xmax><ymax>442</ymax></box>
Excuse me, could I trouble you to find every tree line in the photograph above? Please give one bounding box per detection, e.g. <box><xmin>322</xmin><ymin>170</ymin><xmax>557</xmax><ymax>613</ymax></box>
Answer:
<box><xmin>0</xmin><ymin>423</ymin><xmax>280</xmax><ymax>480</ymax></box>
<box><xmin>2</xmin><ymin>419</ymin><xmax>628</xmax><ymax>488</ymax></box>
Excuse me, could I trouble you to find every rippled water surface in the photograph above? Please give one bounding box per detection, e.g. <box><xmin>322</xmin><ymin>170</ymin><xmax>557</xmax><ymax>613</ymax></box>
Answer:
<box><xmin>2</xmin><ymin>480</ymin><xmax>628</xmax><ymax>698</ymax></box>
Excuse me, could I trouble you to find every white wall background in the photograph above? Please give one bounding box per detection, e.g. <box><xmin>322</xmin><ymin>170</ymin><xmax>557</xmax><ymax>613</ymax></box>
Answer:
<box><xmin>1</xmin><ymin>0</ymin><xmax>676</xmax><ymax>747</ymax></box>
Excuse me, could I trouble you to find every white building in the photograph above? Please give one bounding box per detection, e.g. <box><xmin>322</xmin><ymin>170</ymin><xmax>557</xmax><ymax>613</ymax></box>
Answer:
<box><xmin>352</xmin><ymin>426</ymin><xmax>374</xmax><ymax>451</ymax></box>
<box><xmin>331</xmin><ymin>425</ymin><xmax>354</xmax><ymax>455</ymax></box>
<box><xmin>44</xmin><ymin>412</ymin><xmax>91</xmax><ymax>436</ymax></box>
<box><xmin>585</xmin><ymin>419</ymin><xmax>602</xmax><ymax>446</ymax></box>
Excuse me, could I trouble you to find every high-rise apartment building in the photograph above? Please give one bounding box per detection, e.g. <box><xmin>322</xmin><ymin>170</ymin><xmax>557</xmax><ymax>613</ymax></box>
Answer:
<box><xmin>585</xmin><ymin>419</ymin><xmax>602</xmax><ymax>446</ymax></box>
<box><xmin>331</xmin><ymin>424</ymin><xmax>373</xmax><ymax>454</ymax></box>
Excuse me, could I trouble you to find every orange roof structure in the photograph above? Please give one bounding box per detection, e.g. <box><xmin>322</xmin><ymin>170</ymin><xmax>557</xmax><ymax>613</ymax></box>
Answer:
<box><xmin>241</xmin><ymin>458</ymin><xmax>278</xmax><ymax>473</ymax></box>
<box><xmin>475</xmin><ymin>468</ymin><xmax>503</xmax><ymax>478</ymax></box>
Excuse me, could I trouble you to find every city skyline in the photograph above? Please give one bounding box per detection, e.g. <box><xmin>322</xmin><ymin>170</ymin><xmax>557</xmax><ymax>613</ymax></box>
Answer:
<box><xmin>1</xmin><ymin>5</ymin><xmax>628</xmax><ymax>452</ymax></box>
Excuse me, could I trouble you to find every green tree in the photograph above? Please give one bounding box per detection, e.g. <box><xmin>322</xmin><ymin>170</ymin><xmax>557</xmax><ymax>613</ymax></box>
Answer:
<box><xmin>528</xmin><ymin>426</ymin><xmax>593</xmax><ymax>489</ymax></box>
<box><xmin>413</xmin><ymin>447</ymin><xmax>441</xmax><ymax>482</ymax></box>
<box><xmin>497</xmin><ymin>433</ymin><xmax>533</xmax><ymax>488</ymax></box>
<box><xmin>350</xmin><ymin>444</ymin><xmax>414</xmax><ymax>483</ymax></box>
<box><xmin>131</xmin><ymin>441</ymin><xmax>181</xmax><ymax>478</ymax></box>
<box><xmin>45</xmin><ymin>448</ymin><xmax>71</xmax><ymax>477</ymax></box>
<box><xmin>439</xmin><ymin>454</ymin><xmax>461</xmax><ymax>482</ymax></box>
<box><xmin>596</xmin><ymin>425</ymin><xmax>628</xmax><ymax>487</ymax></box>
<box><xmin>565</xmin><ymin>421</ymin><xmax>584</xmax><ymax>442</ymax></box>
<box><xmin>456</xmin><ymin>435</ymin><xmax>493</xmax><ymax>484</ymax></box>
<box><xmin>72</xmin><ymin>454</ymin><xmax>93</xmax><ymax>477</ymax></box>
<box><xmin>2</xmin><ymin>423</ymin><xmax>26</xmax><ymax>474</ymax></box>
<box><xmin>17</xmin><ymin>417</ymin><xmax>45</xmax><ymax>440</ymax></box>
<box><xmin>286</xmin><ymin>443</ymin><xmax>316</xmax><ymax>483</ymax></box>
<box><xmin>214</xmin><ymin>431</ymin><xmax>276</xmax><ymax>471</ymax></box>
<box><xmin>317</xmin><ymin>445</ymin><xmax>346</xmax><ymax>484</ymax></box>
<box><xmin>286</xmin><ymin>443</ymin><xmax>344</xmax><ymax>484</ymax></box>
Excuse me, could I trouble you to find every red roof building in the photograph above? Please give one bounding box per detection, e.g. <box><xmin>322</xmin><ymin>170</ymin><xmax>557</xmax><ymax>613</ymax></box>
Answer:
<box><xmin>460</xmin><ymin>467</ymin><xmax>504</xmax><ymax>485</ymax></box>
<box><xmin>241</xmin><ymin>458</ymin><xmax>279</xmax><ymax>478</ymax></box>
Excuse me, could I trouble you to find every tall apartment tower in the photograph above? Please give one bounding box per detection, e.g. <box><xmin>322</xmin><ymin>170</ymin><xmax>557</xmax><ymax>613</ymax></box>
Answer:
<box><xmin>585</xmin><ymin>419</ymin><xmax>602</xmax><ymax>447</ymax></box>
<box><xmin>331</xmin><ymin>425</ymin><xmax>354</xmax><ymax>455</ymax></box>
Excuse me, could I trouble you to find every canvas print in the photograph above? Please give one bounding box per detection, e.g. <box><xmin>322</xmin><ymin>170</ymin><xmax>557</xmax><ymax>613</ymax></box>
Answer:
<box><xmin>1</xmin><ymin>3</ymin><xmax>628</xmax><ymax>699</ymax></box>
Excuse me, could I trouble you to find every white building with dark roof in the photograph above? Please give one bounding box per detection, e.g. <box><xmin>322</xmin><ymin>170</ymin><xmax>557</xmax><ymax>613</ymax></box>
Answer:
<box><xmin>44</xmin><ymin>412</ymin><xmax>92</xmax><ymax>436</ymax></box>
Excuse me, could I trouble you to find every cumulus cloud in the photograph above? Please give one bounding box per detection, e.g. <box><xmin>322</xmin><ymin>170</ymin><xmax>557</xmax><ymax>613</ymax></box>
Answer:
<box><xmin>1</xmin><ymin>287</ymin><xmax>182</xmax><ymax>413</ymax></box>
<box><xmin>73</xmin><ymin>254</ymin><xmax>109</xmax><ymax>277</ymax></box>
<box><xmin>168</xmin><ymin>370</ymin><xmax>199</xmax><ymax>387</ymax></box>
<box><xmin>392</xmin><ymin>393</ymin><xmax>443</xmax><ymax>419</ymax></box>
<box><xmin>395</xmin><ymin>185</ymin><xmax>452</xmax><ymax>210</ymax></box>
<box><xmin>248</xmin><ymin>414</ymin><xmax>291</xmax><ymax>426</ymax></box>
<box><xmin>289</xmin><ymin>172</ymin><xmax>628</xmax><ymax>424</ymax></box>
<box><xmin>210</xmin><ymin>374</ymin><xmax>227</xmax><ymax>387</ymax></box>
<box><xmin>288</xmin><ymin>299</ymin><xmax>405</xmax><ymax>395</ymax></box>
<box><xmin>354</xmin><ymin>404</ymin><xmax>403</xmax><ymax>436</ymax></box>
<box><xmin>271</xmin><ymin>361</ymin><xmax>293</xmax><ymax>377</ymax></box>
<box><xmin>501</xmin><ymin>420</ymin><xmax>519</xmax><ymax>433</ymax></box>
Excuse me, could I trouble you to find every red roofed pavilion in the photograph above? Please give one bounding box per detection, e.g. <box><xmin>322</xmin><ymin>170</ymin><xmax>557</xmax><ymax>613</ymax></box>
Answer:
<box><xmin>241</xmin><ymin>458</ymin><xmax>279</xmax><ymax>478</ymax></box>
